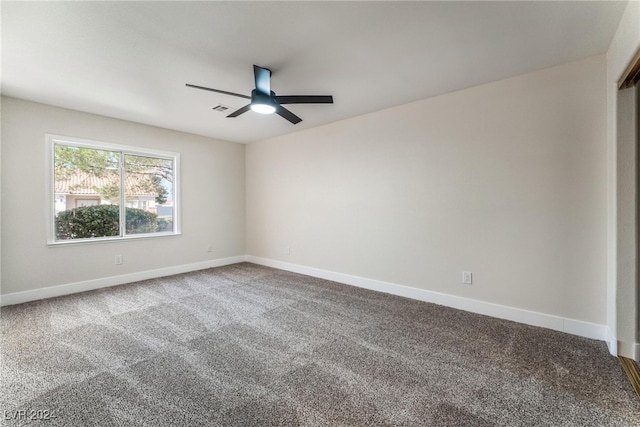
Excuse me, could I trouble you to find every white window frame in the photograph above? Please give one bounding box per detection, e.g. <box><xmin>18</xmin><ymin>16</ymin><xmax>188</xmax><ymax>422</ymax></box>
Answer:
<box><xmin>46</xmin><ymin>134</ymin><xmax>181</xmax><ymax>245</ymax></box>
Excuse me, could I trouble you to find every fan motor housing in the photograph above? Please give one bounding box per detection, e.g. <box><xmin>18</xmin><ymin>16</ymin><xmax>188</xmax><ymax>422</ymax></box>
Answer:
<box><xmin>251</xmin><ymin>89</ymin><xmax>276</xmax><ymax>104</ymax></box>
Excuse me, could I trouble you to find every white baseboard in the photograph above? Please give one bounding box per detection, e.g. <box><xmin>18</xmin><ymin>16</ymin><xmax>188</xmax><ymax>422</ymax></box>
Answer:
<box><xmin>246</xmin><ymin>256</ymin><xmax>608</xmax><ymax>342</ymax></box>
<box><xmin>0</xmin><ymin>255</ymin><xmax>247</xmax><ymax>307</ymax></box>
<box><xmin>606</xmin><ymin>327</ymin><xmax>618</xmax><ymax>356</ymax></box>
<box><xmin>0</xmin><ymin>254</ymin><xmax>611</xmax><ymax>345</ymax></box>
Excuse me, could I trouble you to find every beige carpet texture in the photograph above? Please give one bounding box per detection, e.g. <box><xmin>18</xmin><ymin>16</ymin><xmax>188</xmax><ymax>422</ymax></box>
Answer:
<box><xmin>1</xmin><ymin>263</ymin><xmax>639</xmax><ymax>426</ymax></box>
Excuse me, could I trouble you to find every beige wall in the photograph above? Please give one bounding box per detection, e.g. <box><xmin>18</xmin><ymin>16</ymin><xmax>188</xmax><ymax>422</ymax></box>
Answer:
<box><xmin>247</xmin><ymin>55</ymin><xmax>608</xmax><ymax>325</ymax></box>
<box><xmin>1</xmin><ymin>96</ymin><xmax>245</xmax><ymax>295</ymax></box>
<box><xmin>1</xmin><ymin>54</ymin><xmax>611</xmax><ymax>333</ymax></box>
<box><xmin>606</xmin><ymin>0</ymin><xmax>640</xmax><ymax>359</ymax></box>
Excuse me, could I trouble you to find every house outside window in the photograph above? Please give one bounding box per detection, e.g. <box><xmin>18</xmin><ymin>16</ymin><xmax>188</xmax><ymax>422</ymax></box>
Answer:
<box><xmin>47</xmin><ymin>134</ymin><xmax>180</xmax><ymax>244</ymax></box>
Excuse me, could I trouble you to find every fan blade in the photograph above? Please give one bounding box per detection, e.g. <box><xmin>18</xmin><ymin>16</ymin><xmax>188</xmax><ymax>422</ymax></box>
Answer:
<box><xmin>275</xmin><ymin>95</ymin><xmax>333</xmax><ymax>104</ymax></box>
<box><xmin>275</xmin><ymin>105</ymin><xmax>302</xmax><ymax>124</ymax></box>
<box><xmin>186</xmin><ymin>83</ymin><xmax>251</xmax><ymax>100</ymax></box>
<box><xmin>254</xmin><ymin>65</ymin><xmax>271</xmax><ymax>95</ymax></box>
<box><xmin>227</xmin><ymin>104</ymin><xmax>252</xmax><ymax>118</ymax></box>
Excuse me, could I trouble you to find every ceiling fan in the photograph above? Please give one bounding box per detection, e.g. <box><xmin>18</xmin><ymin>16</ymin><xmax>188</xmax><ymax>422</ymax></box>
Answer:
<box><xmin>186</xmin><ymin>65</ymin><xmax>333</xmax><ymax>125</ymax></box>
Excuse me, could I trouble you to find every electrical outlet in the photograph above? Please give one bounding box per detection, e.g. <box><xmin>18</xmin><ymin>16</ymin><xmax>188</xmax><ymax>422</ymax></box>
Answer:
<box><xmin>207</xmin><ymin>244</ymin><xmax>213</xmax><ymax>253</ymax></box>
<box><xmin>114</xmin><ymin>255</ymin><xmax>123</xmax><ymax>265</ymax></box>
<box><xmin>462</xmin><ymin>271</ymin><xmax>472</xmax><ymax>284</ymax></box>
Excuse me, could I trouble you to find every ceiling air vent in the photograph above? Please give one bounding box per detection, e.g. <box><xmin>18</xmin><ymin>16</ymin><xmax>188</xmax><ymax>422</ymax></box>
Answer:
<box><xmin>211</xmin><ymin>104</ymin><xmax>230</xmax><ymax>113</ymax></box>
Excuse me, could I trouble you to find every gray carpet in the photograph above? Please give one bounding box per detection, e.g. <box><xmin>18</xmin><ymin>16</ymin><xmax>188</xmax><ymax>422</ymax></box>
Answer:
<box><xmin>1</xmin><ymin>262</ymin><xmax>639</xmax><ymax>426</ymax></box>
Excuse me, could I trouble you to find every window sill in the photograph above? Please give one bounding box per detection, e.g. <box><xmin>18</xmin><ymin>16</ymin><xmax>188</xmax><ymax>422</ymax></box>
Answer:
<box><xmin>47</xmin><ymin>232</ymin><xmax>182</xmax><ymax>247</ymax></box>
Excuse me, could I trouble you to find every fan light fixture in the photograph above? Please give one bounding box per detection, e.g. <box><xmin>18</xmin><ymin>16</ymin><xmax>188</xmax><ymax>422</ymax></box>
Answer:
<box><xmin>250</xmin><ymin>89</ymin><xmax>276</xmax><ymax>114</ymax></box>
<box><xmin>186</xmin><ymin>65</ymin><xmax>333</xmax><ymax>125</ymax></box>
<box><xmin>250</xmin><ymin>103</ymin><xmax>276</xmax><ymax>114</ymax></box>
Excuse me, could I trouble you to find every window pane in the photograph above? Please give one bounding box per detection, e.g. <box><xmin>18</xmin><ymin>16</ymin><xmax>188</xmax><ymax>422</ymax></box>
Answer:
<box><xmin>124</xmin><ymin>154</ymin><xmax>174</xmax><ymax>235</ymax></box>
<box><xmin>54</xmin><ymin>144</ymin><xmax>120</xmax><ymax>240</ymax></box>
<box><xmin>48</xmin><ymin>135</ymin><xmax>179</xmax><ymax>244</ymax></box>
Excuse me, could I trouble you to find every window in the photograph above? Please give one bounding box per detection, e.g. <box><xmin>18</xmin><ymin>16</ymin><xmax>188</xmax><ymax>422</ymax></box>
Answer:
<box><xmin>48</xmin><ymin>135</ymin><xmax>180</xmax><ymax>244</ymax></box>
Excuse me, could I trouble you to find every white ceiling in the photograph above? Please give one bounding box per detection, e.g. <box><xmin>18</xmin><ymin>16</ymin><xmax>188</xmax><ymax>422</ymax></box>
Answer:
<box><xmin>1</xmin><ymin>1</ymin><xmax>628</xmax><ymax>144</ymax></box>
